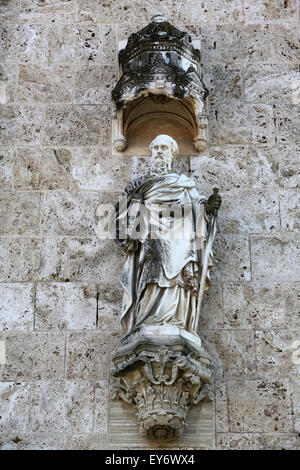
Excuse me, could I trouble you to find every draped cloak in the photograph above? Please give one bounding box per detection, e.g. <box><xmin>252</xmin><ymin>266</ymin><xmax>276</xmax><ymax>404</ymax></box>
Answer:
<box><xmin>115</xmin><ymin>173</ymin><xmax>215</xmax><ymax>336</ymax></box>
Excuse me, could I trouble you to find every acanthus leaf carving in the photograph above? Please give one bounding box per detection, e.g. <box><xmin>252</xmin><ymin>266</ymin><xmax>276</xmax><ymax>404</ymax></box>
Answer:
<box><xmin>112</xmin><ymin>334</ymin><xmax>213</xmax><ymax>440</ymax></box>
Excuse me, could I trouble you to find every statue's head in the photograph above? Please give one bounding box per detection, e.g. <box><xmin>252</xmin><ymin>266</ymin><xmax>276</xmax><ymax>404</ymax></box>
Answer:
<box><xmin>149</xmin><ymin>135</ymin><xmax>179</xmax><ymax>172</ymax></box>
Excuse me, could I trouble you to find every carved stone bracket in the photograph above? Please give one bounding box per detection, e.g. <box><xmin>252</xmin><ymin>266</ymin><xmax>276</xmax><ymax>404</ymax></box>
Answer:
<box><xmin>112</xmin><ymin>325</ymin><xmax>213</xmax><ymax>440</ymax></box>
<box><xmin>111</xmin><ymin>14</ymin><xmax>209</xmax><ymax>154</ymax></box>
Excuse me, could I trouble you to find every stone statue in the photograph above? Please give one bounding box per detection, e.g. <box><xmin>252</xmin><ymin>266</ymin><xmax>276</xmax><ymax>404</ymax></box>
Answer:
<box><xmin>111</xmin><ymin>134</ymin><xmax>221</xmax><ymax>439</ymax></box>
<box><xmin>114</xmin><ymin>134</ymin><xmax>221</xmax><ymax>339</ymax></box>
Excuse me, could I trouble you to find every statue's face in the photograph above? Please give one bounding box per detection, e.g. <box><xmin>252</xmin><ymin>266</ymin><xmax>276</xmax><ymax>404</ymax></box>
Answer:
<box><xmin>150</xmin><ymin>136</ymin><xmax>173</xmax><ymax>169</ymax></box>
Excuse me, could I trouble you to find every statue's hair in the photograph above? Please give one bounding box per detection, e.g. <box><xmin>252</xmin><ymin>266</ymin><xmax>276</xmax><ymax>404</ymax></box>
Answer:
<box><xmin>149</xmin><ymin>134</ymin><xmax>179</xmax><ymax>158</ymax></box>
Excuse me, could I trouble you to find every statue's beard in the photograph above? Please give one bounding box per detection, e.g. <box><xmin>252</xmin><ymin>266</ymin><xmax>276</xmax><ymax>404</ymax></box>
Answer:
<box><xmin>149</xmin><ymin>162</ymin><xmax>172</xmax><ymax>176</ymax></box>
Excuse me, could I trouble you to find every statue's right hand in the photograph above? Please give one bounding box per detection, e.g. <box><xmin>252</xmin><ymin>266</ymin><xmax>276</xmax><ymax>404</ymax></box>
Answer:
<box><xmin>124</xmin><ymin>177</ymin><xmax>145</xmax><ymax>196</ymax></box>
<box><xmin>124</xmin><ymin>181</ymin><xmax>135</xmax><ymax>194</ymax></box>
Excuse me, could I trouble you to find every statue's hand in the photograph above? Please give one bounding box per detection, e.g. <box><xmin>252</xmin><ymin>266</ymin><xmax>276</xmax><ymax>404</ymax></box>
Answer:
<box><xmin>124</xmin><ymin>177</ymin><xmax>146</xmax><ymax>201</ymax></box>
<box><xmin>206</xmin><ymin>189</ymin><xmax>222</xmax><ymax>216</ymax></box>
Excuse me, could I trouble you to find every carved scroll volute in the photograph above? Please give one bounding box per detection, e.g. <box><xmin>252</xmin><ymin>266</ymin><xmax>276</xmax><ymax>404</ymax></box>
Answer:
<box><xmin>112</xmin><ymin>329</ymin><xmax>213</xmax><ymax>440</ymax></box>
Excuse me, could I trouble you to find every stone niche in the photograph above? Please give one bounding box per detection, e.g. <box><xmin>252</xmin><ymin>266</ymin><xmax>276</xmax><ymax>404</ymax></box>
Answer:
<box><xmin>108</xmin><ymin>15</ymin><xmax>215</xmax><ymax>448</ymax></box>
<box><xmin>111</xmin><ymin>13</ymin><xmax>209</xmax><ymax>156</ymax></box>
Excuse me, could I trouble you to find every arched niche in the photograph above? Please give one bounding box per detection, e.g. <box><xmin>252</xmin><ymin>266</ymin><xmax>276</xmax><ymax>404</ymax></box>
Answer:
<box><xmin>115</xmin><ymin>95</ymin><xmax>199</xmax><ymax>155</ymax></box>
<box><xmin>111</xmin><ymin>15</ymin><xmax>209</xmax><ymax>156</ymax></box>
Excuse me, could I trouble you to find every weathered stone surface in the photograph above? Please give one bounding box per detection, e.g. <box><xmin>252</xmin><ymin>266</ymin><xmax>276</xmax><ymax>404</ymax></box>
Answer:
<box><xmin>0</xmin><ymin>191</ymin><xmax>40</xmax><ymax>235</ymax></box>
<box><xmin>216</xmin><ymin>432</ymin><xmax>262</xmax><ymax>450</ymax></box>
<box><xmin>94</xmin><ymin>381</ymin><xmax>109</xmax><ymax>433</ymax></box>
<box><xmin>284</xmin><ymin>282</ymin><xmax>300</xmax><ymax>328</ymax></box>
<box><xmin>0</xmin><ymin>24</ymin><xmax>47</xmax><ymax>64</ymax></box>
<box><xmin>63</xmin><ymin>433</ymin><xmax>111</xmax><ymax>450</ymax></box>
<box><xmin>0</xmin><ymin>237</ymin><xmax>42</xmax><ymax>282</ymax></box>
<box><xmin>0</xmin><ymin>63</ymin><xmax>17</xmax><ymax>105</ymax></box>
<box><xmin>0</xmin><ymin>0</ymin><xmax>20</xmax><ymax>22</ymax></box>
<box><xmin>0</xmin><ymin>25</ymin><xmax>17</xmax><ymax>63</ymax></box>
<box><xmin>70</xmin><ymin>149</ymin><xmax>131</xmax><ymax>190</ymax></box>
<box><xmin>275</xmin><ymin>104</ymin><xmax>300</xmax><ymax>145</ymax></box>
<box><xmin>246</xmin><ymin>144</ymin><xmax>300</xmax><ymax>189</ymax></box>
<box><xmin>244</xmin><ymin>0</ymin><xmax>297</xmax><ymax>22</ymax></box>
<box><xmin>0</xmin><ymin>433</ymin><xmax>65</xmax><ymax>450</ymax></box>
<box><xmin>99</xmin><ymin>24</ymin><xmax>118</xmax><ymax>64</ymax></box>
<box><xmin>98</xmin><ymin>190</ymin><xmax>123</xmax><ymax>206</ymax></box>
<box><xmin>227</xmin><ymin>380</ymin><xmax>293</xmax><ymax>432</ymax></box>
<box><xmin>251</xmin><ymin>234</ymin><xmax>300</xmax><ymax>281</ymax></box>
<box><xmin>179</xmin><ymin>0</ymin><xmax>243</xmax><ymax>23</ymax></box>
<box><xmin>76</xmin><ymin>0</ymin><xmax>124</xmax><ymax>23</ymax></box>
<box><xmin>0</xmin><ymin>283</ymin><xmax>34</xmax><ymax>331</ymax></box>
<box><xmin>46</xmin><ymin>24</ymin><xmax>102</xmax><ymax>63</ymax></box>
<box><xmin>67</xmin><ymin>147</ymin><xmax>103</xmax><ymax>190</ymax></box>
<box><xmin>245</xmin><ymin>63</ymin><xmax>299</xmax><ymax>105</ymax></box>
<box><xmin>19</xmin><ymin>0</ymin><xmax>76</xmax><ymax>24</ymax></box>
<box><xmin>0</xmin><ymin>331</ymin><xmax>65</xmax><ymax>381</ymax></box>
<box><xmin>259</xmin><ymin>433</ymin><xmax>300</xmax><ymax>450</ymax></box>
<box><xmin>279</xmin><ymin>189</ymin><xmax>300</xmax><ymax>231</ymax></box>
<box><xmin>200</xmin><ymin>24</ymin><xmax>276</xmax><ymax>65</ymax></box>
<box><xmin>29</xmin><ymin>381</ymin><xmax>94</xmax><ymax>434</ymax></box>
<box><xmin>219</xmin><ymin>189</ymin><xmax>280</xmax><ymax>233</ymax></box>
<box><xmin>0</xmin><ymin>106</ymin><xmax>17</xmax><ymax>145</ymax></box>
<box><xmin>255</xmin><ymin>330</ymin><xmax>300</xmax><ymax>379</ymax></box>
<box><xmin>278</xmin><ymin>145</ymin><xmax>300</xmax><ymax>187</ymax></box>
<box><xmin>97</xmin><ymin>283</ymin><xmax>122</xmax><ymax>332</ymax></box>
<box><xmin>215</xmin><ymin>380</ymin><xmax>229</xmax><ymax>432</ymax></box>
<box><xmin>198</xmin><ymin>281</ymin><xmax>223</xmax><ymax>329</ymax></box>
<box><xmin>14</xmin><ymin>147</ymin><xmax>77</xmax><ymax>190</ymax></box>
<box><xmin>17</xmin><ymin>64</ymin><xmax>73</xmax><ymax>104</ymax></box>
<box><xmin>197</xmin><ymin>144</ymin><xmax>298</xmax><ymax>192</ymax></box>
<box><xmin>202</xmin><ymin>330</ymin><xmax>256</xmax><ymax>378</ymax></box>
<box><xmin>0</xmin><ymin>147</ymin><xmax>13</xmax><ymax>189</ymax></box>
<box><xmin>210</xmin><ymin>102</ymin><xmax>275</xmax><ymax>145</ymax></box>
<box><xmin>75</xmin><ymin>65</ymin><xmax>117</xmax><ymax>104</ymax></box>
<box><xmin>66</xmin><ymin>331</ymin><xmax>120</xmax><ymax>380</ymax></box>
<box><xmin>202</xmin><ymin>65</ymin><xmax>243</xmax><ymax>106</ymax></box>
<box><xmin>40</xmin><ymin>190</ymin><xmax>100</xmax><ymax>236</ymax></box>
<box><xmin>15</xmin><ymin>106</ymin><xmax>45</xmax><ymax>145</ymax></box>
<box><xmin>0</xmin><ymin>382</ymin><xmax>31</xmax><ymax>434</ymax></box>
<box><xmin>290</xmin><ymin>375</ymin><xmax>300</xmax><ymax>432</ymax></box>
<box><xmin>223</xmin><ymin>282</ymin><xmax>285</xmax><ymax>329</ymax></box>
<box><xmin>210</xmin><ymin>234</ymin><xmax>251</xmax><ymax>281</ymax></box>
<box><xmin>47</xmin><ymin>22</ymin><xmax>117</xmax><ymax>66</ymax></box>
<box><xmin>0</xmin><ymin>237</ymin><xmax>68</xmax><ymax>282</ymax></box>
<box><xmin>191</xmin><ymin>148</ymin><xmax>249</xmax><ymax>190</ymax></box>
<box><xmin>68</xmin><ymin>238</ymin><xmax>124</xmax><ymax>282</ymax></box>
<box><xmin>36</xmin><ymin>237</ymin><xmax>69</xmax><ymax>281</ymax></box>
<box><xmin>44</xmin><ymin>105</ymin><xmax>109</xmax><ymax>146</ymax></box>
<box><xmin>123</xmin><ymin>0</ymin><xmax>182</xmax><ymax>25</ymax></box>
<box><xmin>271</xmin><ymin>24</ymin><xmax>300</xmax><ymax>63</ymax></box>
<box><xmin>35</xmin><ymin>283</ymin><xmax>97</xmax><ymax>330</ymax></box>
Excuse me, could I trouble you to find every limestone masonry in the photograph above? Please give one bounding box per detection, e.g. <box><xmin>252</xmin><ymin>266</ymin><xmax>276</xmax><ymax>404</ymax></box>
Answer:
<box><xmin>0</xmin><ymin>0</ymin><xmax>299</xmax><ymax>450</ymax></box>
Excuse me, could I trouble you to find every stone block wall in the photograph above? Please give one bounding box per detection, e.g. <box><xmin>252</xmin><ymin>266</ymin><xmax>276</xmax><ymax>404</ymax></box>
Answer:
<box><xmin>0</xmin><ymin>0</ymin><xmax>299</xmax><ymax>450</ymax></box>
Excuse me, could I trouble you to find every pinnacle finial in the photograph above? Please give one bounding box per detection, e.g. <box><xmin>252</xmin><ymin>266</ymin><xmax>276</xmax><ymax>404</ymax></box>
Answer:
<box><xmin>151</xmin><ymin>13</ymin><xmax>166</xmax><ymax>23</ymax></box>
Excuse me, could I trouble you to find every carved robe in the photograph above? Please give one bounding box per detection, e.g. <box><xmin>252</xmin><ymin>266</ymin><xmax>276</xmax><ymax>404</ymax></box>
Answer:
<box><xmin>115</xmin><ymin>173</ymin><xmax>215</xmax><ymax>336</ymax></box>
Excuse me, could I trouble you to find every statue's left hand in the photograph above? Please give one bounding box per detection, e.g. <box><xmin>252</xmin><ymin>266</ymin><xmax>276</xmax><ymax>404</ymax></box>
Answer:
<box><xmin>206</xmin><ymin>189</ymin><xmax>222</xmax><ymax>215</ymax></box>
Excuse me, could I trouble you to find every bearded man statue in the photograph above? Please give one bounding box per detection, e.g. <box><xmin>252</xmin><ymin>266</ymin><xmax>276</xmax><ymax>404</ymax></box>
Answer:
<box><xmin>114</xmin><ymin>134</ymin><xmax>221</xmax><ymax>339</ymax></box>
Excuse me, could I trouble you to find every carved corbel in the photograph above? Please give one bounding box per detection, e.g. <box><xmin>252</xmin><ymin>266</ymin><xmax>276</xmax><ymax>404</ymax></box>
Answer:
<box><xmin>111</xmin><ymin>326</ymin><xmax>213</xmax><ymax>440</ymax></box>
